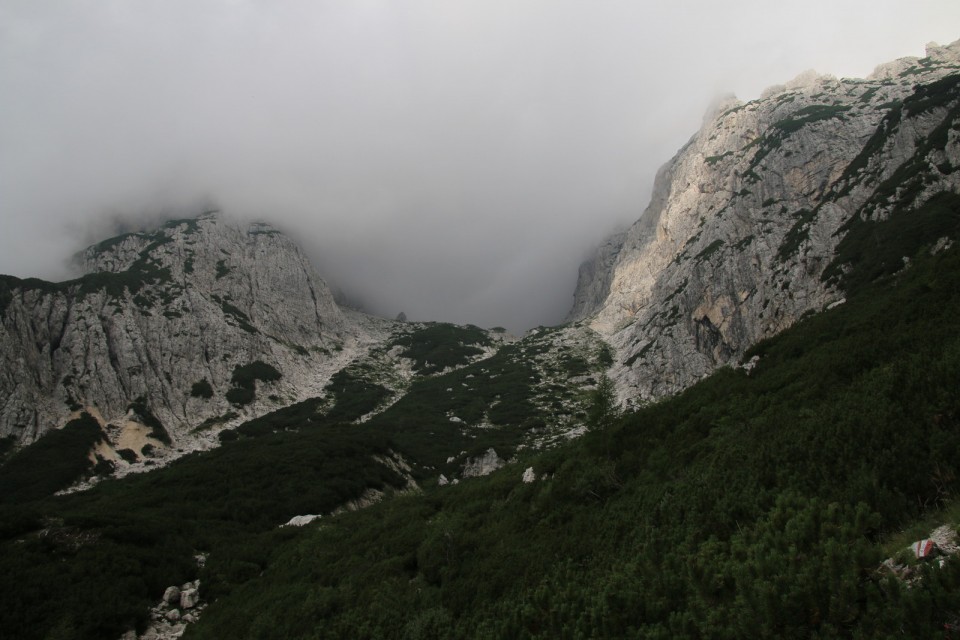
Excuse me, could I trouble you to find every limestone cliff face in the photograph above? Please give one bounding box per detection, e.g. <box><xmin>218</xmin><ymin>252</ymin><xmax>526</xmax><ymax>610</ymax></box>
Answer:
<box><xmin>0</xmin><ymin>213</ymin><xmax>387</xmax><ymax>452</ymax></box>
<box><xmin>570</xmin><ymin>40</ymin><xmax>960</xmax><ymax>404</ymax></box>
<box><xmin>567</xmin><ymin>231</ymin><xmax>626</xmax><ymax>323</ymax></box>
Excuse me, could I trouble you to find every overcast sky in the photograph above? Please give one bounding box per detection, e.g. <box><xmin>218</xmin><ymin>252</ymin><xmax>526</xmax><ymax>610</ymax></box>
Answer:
<box><xmin>1</xmin><ymin>2</ymin><xmax>958</xmax><ymax>332</ymax></box>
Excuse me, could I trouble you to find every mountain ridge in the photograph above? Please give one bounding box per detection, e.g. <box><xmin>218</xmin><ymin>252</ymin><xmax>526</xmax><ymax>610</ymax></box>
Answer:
<box><xmin>0</xmin><ymin>212</ymin><xmax>390</xmax><ymax>462</ymax></box>
<box><xmin>569</xmin><ymin>38</ymin><xmax>960</xmax><ymax>405</ymax></box>
<box><xmin>2</xmin><ymin>36</ymin><xmax>960</xmax><ymax>640</ymax></box>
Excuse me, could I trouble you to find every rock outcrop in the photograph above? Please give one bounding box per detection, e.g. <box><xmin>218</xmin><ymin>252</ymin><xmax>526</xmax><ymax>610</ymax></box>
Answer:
<box><xmin>462</xmin><ymin>447</ymin><xmax>504</xmax><ymax>478</ymax></box>
<box><xmin>124</xmin><ymin>581</ymin><xmax>203</xmax><ymax>640</ymax></box>
<box><xmin>0</xmin><ymin>213</ymin><xmax>390</xmax><ymax>459</ymax></box>
<box><xmin>283</xmin><ymin>514</ymin><xmax>323</xmax><ymax>527</ymax></box>
<box><xmin>570</xmin><ymin>39</ymin><xmax>960</xmax><ymax>404</ymax></box>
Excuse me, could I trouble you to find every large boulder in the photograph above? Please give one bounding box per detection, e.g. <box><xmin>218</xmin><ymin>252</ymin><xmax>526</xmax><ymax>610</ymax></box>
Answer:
<box><xmin>162</xmin><ymin>586</ymin><xmax>181</xmax><ymax>605</ymax></box>
<box><xmin>180</xmin><ymin>588</ymin><xmax>199</xmax><ymax>610</ymax></box>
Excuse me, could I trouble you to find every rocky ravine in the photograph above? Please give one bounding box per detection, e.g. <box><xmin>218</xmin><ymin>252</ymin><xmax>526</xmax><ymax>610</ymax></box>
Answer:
<box><xmin>570</xmin><ymin>39</ymin><xmax>960</xmax><ymax>404</ymax></box>
<box><xmin>0</xmin><ymin>213</ymin><xmax>393</xmax><ymax>462</ymax></box>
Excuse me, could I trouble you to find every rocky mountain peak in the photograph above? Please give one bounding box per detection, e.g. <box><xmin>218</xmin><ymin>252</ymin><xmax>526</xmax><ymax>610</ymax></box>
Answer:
<box><xmin>868</xmin><ymin>38</ymin><xmax>960</xmax><ymax>80</ymax></box>
<box><xmin>0</xmin><ymin>212</ymin><xmax>389</xmax><ymax>469</ymax></box>
<box><xmin>570</xmin><ymin>38</ymin><xmax>960</xmax><ymax>405</ymax></box>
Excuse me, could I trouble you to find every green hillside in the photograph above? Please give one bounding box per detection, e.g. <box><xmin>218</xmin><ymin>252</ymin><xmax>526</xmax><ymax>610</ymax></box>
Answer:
<box><xmin>1</xmin><ymin>203</ymin><xmax>960</xmax><ymax>637</ymax></box>
<box><xmin>182</xmin><ymin>233</ymin><xmax>960</xmax><ymax>639</ymax></box>
<box><xmin>3</xmin><ymin>177</ymin><xmax>960</xmax><ymax>638</ymax></box>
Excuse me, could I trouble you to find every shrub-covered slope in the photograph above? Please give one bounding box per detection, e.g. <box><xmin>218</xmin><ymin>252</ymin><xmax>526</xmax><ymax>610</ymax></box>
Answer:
<box><xmin>3</xmin><ymin>40</ymin><xmax>960</xmax><ymax>640</ymax></box>
<box><xmin>2</xmin><ymin>189</ymin><xmax>959</xmax><ymax>638</ymax></box>
<box><xmin>187</xmin><ymin>226</ymin><xmax>960</xmax><ymax>639</ymax></box>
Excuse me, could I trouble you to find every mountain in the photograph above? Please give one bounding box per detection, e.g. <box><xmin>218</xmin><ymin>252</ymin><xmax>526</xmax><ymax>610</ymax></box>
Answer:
<box><xmin>570</xmin><ymin>39</ymin><xmax>960</xmax><ymax>405</ymax></box>
<box><xmin>0</xmin><ymin>213</ymin><xmax>390</xmax><ymax>463</ymax></box>
<box><xmin>0</xmin><ymin>210</ymin><xmax>618</xmax><ymax>498</ymax></box>
<box><xmin>2</xmin><ymin>40</ymin><xmax>960</xmax><ymax>640</ymax></box>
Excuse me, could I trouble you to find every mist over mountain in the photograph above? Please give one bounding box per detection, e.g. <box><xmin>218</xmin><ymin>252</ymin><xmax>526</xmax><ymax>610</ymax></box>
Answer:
<box><xmin>3</xmin><ymin>22</ymin><xmax>960</xmax><ymax>638</ymax></box>
<box><xmin>3</xmin><ymin>2</ymin><xmax>960</xmax><ymax>332</ymax></box>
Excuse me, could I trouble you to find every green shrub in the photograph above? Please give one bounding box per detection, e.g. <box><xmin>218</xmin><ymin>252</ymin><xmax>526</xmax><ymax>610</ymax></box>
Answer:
<box><xmin>190</xmin><ymin>379</ymin><xmax>214</xmax><ymax>399</ymax></box>
<box><xmin>226</xmin><ymin>386</ymin><xmax>255</xmax><ymax>407</ymax></box>
<box><xmin>116</xmin><ymin>449</ymin><xmax>138</xmax><ymax>463</ymax></box>
<box><xmin>323</xmin><ymin>371</ymin><xmax>390</xmax><ymax>423</ymax></box>
<box><xmin>231</xmin><ymin>361</ymin><xmax>281</xmax><ymax>389</ymax></box>
<box><xmin>0</xmin><ymin>413</ymin><xmax>104</xmax><ymax>504</ymax></box>
<box><xmin>225</xmin><ymin>361</ymin><xmax>282</xmax><ymax>407</ymax></box>
<box><xmin>823</xmin><ymin>191</ymin><xmax>960</xmax><ymax>293</ymax></box>
<box><xmin>391</xmin><ymin>323</ymin><xmax>493</xmax><ymax>375</ymax></box>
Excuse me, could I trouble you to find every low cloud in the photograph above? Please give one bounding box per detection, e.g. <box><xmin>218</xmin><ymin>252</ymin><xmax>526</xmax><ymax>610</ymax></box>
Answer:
<box><xmin>2</xmin><ymin>1</ymin><xmax>958</xmax><ymax>331</ymax></box>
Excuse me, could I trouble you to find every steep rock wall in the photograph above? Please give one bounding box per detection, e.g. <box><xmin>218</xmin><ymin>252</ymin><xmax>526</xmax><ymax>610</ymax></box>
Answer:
<box><xmin>570</xmin><ymin>40</ymin><xmax>960</xmax><ymax>404</ymax></box>
<box><xmin>0</xmin><ymin>214</ymin><xmax>388</xmax><ymax>449</ymax></box>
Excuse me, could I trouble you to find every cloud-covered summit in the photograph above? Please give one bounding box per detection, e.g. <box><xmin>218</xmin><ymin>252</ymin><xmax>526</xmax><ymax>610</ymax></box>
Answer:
<box><xmin>2</xmin><ymin>1</ymin><xmax>958</xmax><ymax>331</ymax></box>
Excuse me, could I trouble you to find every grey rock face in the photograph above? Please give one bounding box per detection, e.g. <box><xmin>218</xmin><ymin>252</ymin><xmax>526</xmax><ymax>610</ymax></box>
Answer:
<box><xmin>162</xmin><ymin>586</ymin><xmax>181</xmax><ymax>605</ymax></box>
<box><xmin>462</xmin><ymin>447</ymin><xmax>504</xmax><ymax>478</ymax></box>
<box><xmin>283</xmin><ymin>514</ymin><xmax>322</xmax><ymax>527</ymax></box>
<box><xmin>570</xmin><ymin>40</ymin><xmax>960</xmax><ymax>404</ymax></box>
<box><xmin>179</xmin><ymin>588</ymin><xmax>199</xmax><ymax>610</ymax></box>
<box><xmin>0</xmin><ymin>213</ymin><xmax>387</xmax><ymax>459</ymax></box>
<box><xmin>567</xmin><ymin>231</ymin><xmax>626</xmax><ymax>322</ymax></box>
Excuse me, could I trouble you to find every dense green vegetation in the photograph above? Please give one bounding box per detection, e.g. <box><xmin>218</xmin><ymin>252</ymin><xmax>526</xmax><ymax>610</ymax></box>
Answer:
<box><xmin>0</xmin><ymin>421</ymin><xmax>405</xmax><ymax>639</ymax></box>
<box><xmin>8</xmin><ymin>218</ymin><xmax>952</xmax><ymax>636</ymax></box>
<box><xmin>323</xmin><ymin>369</ymin><xmax>392</xmax><ymax>423</ymax></box>
<box><xmin>187</xmin><ymin>238</ymin><xmax>960</xmax><ymax>639</ymax></box>
<box><xmin>0</xmin><ymin>413</ymin><xmax>105</xmax><ymax>505</ymax></box>
<box><xmin>231</xmin><ymin>361</ymin><xmax>282</xmax><ymax>388</ymax></box>
<box><xmin>0</xmin><ymin>435</ymin><xmax>15</xmax><ymax>462</ymax></box>
<box><xmin>391</xmin><ymin>323</ymin><xmax>492</xmax><ymax>374</ymax></box>
<box><xmin>824</xmin><ymin>191</ymin><xmax>960</xmax><ymax>294</ymax></box>
<box><xmin>226</xmin><ymin>361</ymin><xmax>282</xmax><ymax>407</ymax></box>
<box><xmin>190</xmin><ymin>379</ymin><xmax>214</xmax><ymax>399</ymax></box>
<box><xmin>365</xmin><ymin>337</ymin><xmax>541</xmax><ymax>474</ymax></box>
<box><xmin>0</xmin><ymin>248</ymin><xmax>958</xmax><ymax>636</ymax></box>
<box><xmin>2</xmin><ymin>173</ymin><xmax>960</xmax><ymax>637</ymax></box>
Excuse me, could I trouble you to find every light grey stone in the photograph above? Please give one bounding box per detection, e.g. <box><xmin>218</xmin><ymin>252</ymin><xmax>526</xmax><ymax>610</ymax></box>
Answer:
<box><xmin>283</xmin><ymin>514</ymin><xmax>321</xmax><ymax>527</ymax></box>
<box><xmin>462</xmin><ymin>448</ymin><xmax>503</xmax><ymax>478</ymax></box>
<box><xmin>180</xmin><ymin>588</ymin><xmax>199</xmax><ymax>610</ymax></box>
<box><xmin>162</xmin><ymin>586</ymin><xmax>181</xmax><ymax>605</ymax></box>
<box><xmin>569</xmin><ymin>39</ymin><xmax>960</xmax><ymax>406</ymax></box>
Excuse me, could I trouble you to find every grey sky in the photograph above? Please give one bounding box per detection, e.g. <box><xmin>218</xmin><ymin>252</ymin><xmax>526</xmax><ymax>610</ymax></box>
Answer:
<box><xmin>1</xmin><ymin>2</ymin><xmax>958</xmax><ymax>332</ymax></box>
